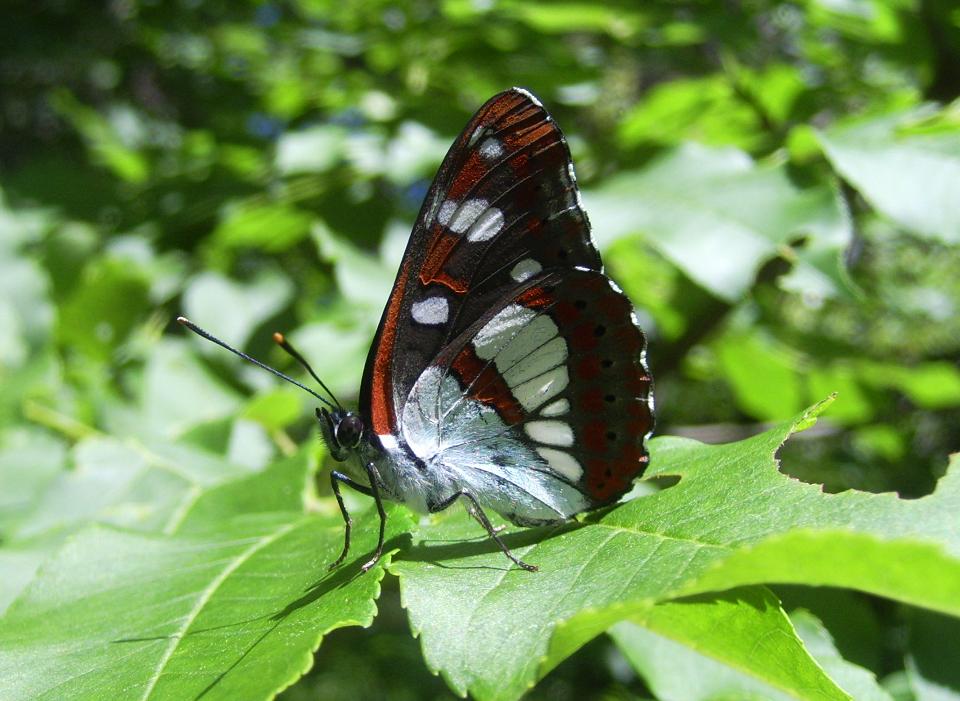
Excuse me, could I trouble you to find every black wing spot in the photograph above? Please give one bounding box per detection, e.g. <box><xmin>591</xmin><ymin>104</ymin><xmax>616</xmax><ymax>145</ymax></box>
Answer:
<box><xmin>606</xmin><ymin>431</ymin><xmax>617</xmax><ymax>441</ymax></box>
<box><xmin>574</xmin><ymin>299</ymin><xmax>587</xmax><ymax>310</ymax></box>
<box><xmin>594</xmin><ymin>324</ymin><xmax>606</xmax><ymax>337</ymax></box>
<box><xmin>601</xmin><ymin>358</ymin><xmax>613</xmax><ymax>368</ymax></box>
<box><xmin>557</xmin><ymin>248</ymin><xmax>569</xmax><ymax>260</ymax></box>
<box><xmin>604</xmin><ymin>394</ymin><xmax>616</xmax><ymax>403</ymax></box>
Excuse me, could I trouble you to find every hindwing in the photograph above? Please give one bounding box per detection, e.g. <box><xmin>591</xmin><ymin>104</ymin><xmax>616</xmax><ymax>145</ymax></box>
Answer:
<box><xmin>401</xmin><ymin>269</ymin><xmax>653</xmax><ymax>515</ymax></box>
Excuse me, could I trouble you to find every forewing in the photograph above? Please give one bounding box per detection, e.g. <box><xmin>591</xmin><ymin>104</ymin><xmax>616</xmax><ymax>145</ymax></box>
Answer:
<box><xmin>402</xmin><ymin>268</ymin><xmax>654</xmax><ymax>514</ymax></box>
<box><xmin>360</xmin><ymin>88</ymin><xmax>599</xmax><ymax>439</ymax></box>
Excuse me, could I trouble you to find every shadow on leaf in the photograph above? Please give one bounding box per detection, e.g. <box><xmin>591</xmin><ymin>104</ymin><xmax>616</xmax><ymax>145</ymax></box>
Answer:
<box><xmin>395</xmin><ymin>521</ymin><xmax>580</xmax><ymax>570</ymax></box>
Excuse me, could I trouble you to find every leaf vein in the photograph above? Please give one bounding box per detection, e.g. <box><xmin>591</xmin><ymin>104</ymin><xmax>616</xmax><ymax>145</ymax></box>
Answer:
<box><xmin>137</xmin><ymin>519</ymin><xmax>302</xmax><ymax>699</ymax></box>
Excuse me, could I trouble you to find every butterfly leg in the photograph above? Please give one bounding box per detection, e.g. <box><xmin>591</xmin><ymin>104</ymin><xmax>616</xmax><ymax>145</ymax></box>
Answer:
<box><xmin>429</xmin><ymin>490</ymin><xmax>538</xmax><ymax>572</ymax></box>
<box><xmin>361</xmin><ymin>461</ymin><xmax>388</xmax><ymax>572</ymax></box>
<box><xmin>328</xmin><ymin>470</ymin><xmax>373</xmax><ymax>570</ymax></box>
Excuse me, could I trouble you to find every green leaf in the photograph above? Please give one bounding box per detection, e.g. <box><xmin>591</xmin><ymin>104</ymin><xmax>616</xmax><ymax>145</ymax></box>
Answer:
<box><xmin>680</xmin><ymin>524</ymin><xmax>960</xmax><ymax>615</ymax></box>
<box><xmin>209</xmin><ymin>201</ymin><xmax>314</xmax><ymax>252</ymax></box>
<box><xmin>817</xmin><ymin>106</ymin><xmax>960</xmax><ymax>244</ymax></box>
<box><xmin>0</xmin><ymin>509</ymin><xmax>412</xmax><ymax>701</ymax></box>
<box><xmin>0</xmin><ymin>253</ymin><xmax>53</xmax><ymax>368</ymax></box>
<box><xmin>275</xmin><ymin>125</ymin><xmax>348</xmax><ymax>176</ymax></box>
<box><xmin>131</xmin><ymin>339</ymin><xmax>243</xmax><ymax>440</ymax></box>
<box><xmin>182</xmin><ymin>269</ymin><xmax>293</xmax><ymax>350</ymax></box>
<box><xmin>10</xmin><ymin>435</ymin><xmax>252</xmax><ymax>542</ymax></box>
<box><xmin>618</xmin><ymin>75</ymin><xmax>765</xmax><ymax>151</ymax></box>
<box><xmin>503</xmin><ymin>2</ymin><xmax>646</xmax><ymax>37</ymax></box>
<box><xmin>609</xmin><ymin>588</ymin><xmax>852</xmax><ymax>701</ymax></box>
<box><xmin>713</xmin><ymin>328</ymin><xmax>805</xmax><ymax>420</ymax></box>
<box><xmin>775</xmin><ymin>587</ymin><xmax>884</xmax><ymax>672</ymax></box>
<box><xmin>905</xmin><ymin>608</ymin><xmax>960</xmax><ymax>700</ymax></box>
<box><xmin>790</xmin><ymin>610</ymin><xmax>893</xmax><ymax>701</ymax></box>
<box><xmin>241</xmin><ymin>389</ymin><xmax>304</xmax><ymax>431</ymax></box>
<box><xmin>584</xmin><ymin>144</ymin><xmax>853</xmax><ymax>302</ymax></box>
<box><xmin>0</xmin><ymin>444</ymin><xmax>309</xmax><ymax>617</ymax></box>
<box><xmin>58</xmin><ymin>257</ymin><xmax>150</xmax><ymax>361</ymax></box>
<box><xmin>391</xmin><ymin>402</ymin><xmax>960</xmax><ymax>701</ymax></box>
<box><xmin>50</xmin><ymin>90</ymin><xmax>150</xmax><ymax>184</ymax></box>
<box><xmin>0</xmin><ymin>536</ymin><xmax>62</xmax><ymax>616</ymax></box>
<box><xmin>857</xmin><ymin>360</ymin><xmax>960</xmax><ymax>410</ymax></box>
<box><xmin>174</xmin><ymin>448</ymin><xmax>312</xmax><ymax>534</ymax></box>
<box><xmin>312</xmin><ymin>222</ymin><xmax>394</xmax><ymax>312</ymax></box>
<box><xmin>0</xmin><ymin>427</ymin><xmax>66</xmax><ymax>538</ymax></box>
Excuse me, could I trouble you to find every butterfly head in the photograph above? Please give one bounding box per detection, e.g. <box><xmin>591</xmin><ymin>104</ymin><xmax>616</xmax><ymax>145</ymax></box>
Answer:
<box><xmin>317</xmin><ymin>407</ymin><xmax>365</xmax><ymax>462</ymax></box>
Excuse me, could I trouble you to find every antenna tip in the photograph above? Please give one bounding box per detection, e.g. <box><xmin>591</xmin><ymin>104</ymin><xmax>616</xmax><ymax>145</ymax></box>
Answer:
<box><xmin>176</xmin><ymin>316</ymin><xmax>190</xmax><ymax>325</ymax></box>
<box><xmin>273</xmin><ymin>332</ymin><xmax>286</xmax><ymax>344</ymax></box>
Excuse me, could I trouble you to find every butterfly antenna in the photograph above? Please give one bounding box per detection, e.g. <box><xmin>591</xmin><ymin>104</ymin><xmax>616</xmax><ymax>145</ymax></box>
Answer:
<box><xmin>176</xmin><ymin>317</ymin><xmax>336</xmax><ymax>410</ymax></box>
<box><xmin>272</xmin><ymin>331</ymin><xmax>344</xmax><ymax>410</ymax></box>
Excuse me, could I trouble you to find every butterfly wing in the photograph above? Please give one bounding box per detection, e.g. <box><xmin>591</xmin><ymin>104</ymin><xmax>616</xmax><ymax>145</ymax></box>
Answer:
<box><xmin>400</xmin><ymin>267</ymin><xmax>653</xmax><ymax>523</ymax></box>
<box><xmin>360</xmin><ymin>88</ymin><xmax>602</xmax><ymax>440</ymax></box>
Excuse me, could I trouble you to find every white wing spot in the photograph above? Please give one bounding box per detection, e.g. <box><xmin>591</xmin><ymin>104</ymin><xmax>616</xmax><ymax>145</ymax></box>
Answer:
<box><xmin>536</xmin><ymin>447</ymin><xmax>583</xmax><ymax>482</ymax></box>
<box><xmin>437</xmin><ymin>200</ymin><xmax>458</xmax><ymax>226</ymax></box>
<box><xmin>513</xmin><ymin>365</ymin><xmax>569</xmax><ymax>411</ymax></box>
<box><xmin>468</xmin><ymin>126</ymin><xmax>485</xmax><ymax>147</ymax></box>
<box><xmin>510</xmin><ymin>258</ymin><xmax>542</xmax><ymax>282</ymax></box>
<box><xmin>466</xmin><ymin>207</ymin><xmax>504</xmax><ymax>242</ymax></box>
<box><xmin>501</xmin><ymin>335</ymin><xmax>566</xmax><ymax>388</ymax></box>
<box><xmin>473</xmin><ymin>304</ymin><xmax>537</xmax><ymax>360</ymax></box>
<box><xmin>479</xmin><ymin>138</ymin><xmax>504</xmax><ymax>159</ymax></box>
<box><xmin>541</xmin><ymin>398</ymin><xmax>570</xmax><ymax>417</ymax></box>
<box><xmin>525</xmin><ymin>420</ymin><xmax>574</xmax><ymax>447</ymax></box>
<box><xmin>449</xmin><ymin>198</ymin><xmax>489</xmax><ymax>234</ymax></box>
<box><xmin>411</xmin><ymin>297</ymin><xmax>449</xmax><ymax>325</ymax></box>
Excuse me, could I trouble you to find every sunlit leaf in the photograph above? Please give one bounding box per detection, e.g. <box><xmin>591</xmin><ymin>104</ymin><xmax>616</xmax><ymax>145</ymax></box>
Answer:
<box><xmin>0</xmin><ymin>511</ymin><xmax>410</xmax><ymax>701</ymax></box>
<box><xmin>0</xmin><ymin>255</ymin><xmax>53</xmax><ymax>368</ymax></box>
<box><xmin>210</xmin><ymin>201</ymin><xmax>315</xmax><ymax>252</ymax></box>
<box><xmin>0</xmin><ymin>427</ymin><xmax>66</xmax><ymax>539</ymax></box>
<box><xmin>136</xmin><ymin>340</ymin><xmax>243</xmax><ymax>440</ymax></box>
<box><xmin>276</xmin><ymin>125</ymin><xmax>348</xmax><ymax>176</ymax></box>
<box><xmin>50</xmin><ymin>91</ymin><xmax>150</xmax><ymax>184</ymax></box>
<box><xmin>818</xmin><ymin>106</ymin><xmax>960</xmax><ymax>244</ymax></box>
<box><xmin>58</xmin><ymin>257</ymin><xmax>150</xmax><ymax>361</ymax></box>
<box><xmin>713</xmin><ymin>328</ymin><xmax>805</xmax><ymax>421</ymax></box>
<box><xmin>585</xmin><ymin>144</ymin><xmax>853</xmax><ymax>302</ymax></box>
<box><xmin>609</xmin><ymin>589</ymin><xmax>851</xmax><ymax>701</ymax></box>
<box><xmin>618</xmin><ymin>76</ymin><xmax>765</xmax><ymax>151</ymax></box>
<box><xmin>182</xmin><ymin>269</ymin><xmax>293</xmax><ymax>351</ymax></box>
<box><xmin>392</xmin><ymin>402</ymin><xmax>960</xmax><ymax>700</ymax></box>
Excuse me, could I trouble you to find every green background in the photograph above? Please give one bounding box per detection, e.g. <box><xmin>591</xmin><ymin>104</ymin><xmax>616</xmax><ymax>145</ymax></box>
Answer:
<box><xmin>1</xmin><ymin>1</ymin><xmax>959</xmax><ymax>699</ymax></box>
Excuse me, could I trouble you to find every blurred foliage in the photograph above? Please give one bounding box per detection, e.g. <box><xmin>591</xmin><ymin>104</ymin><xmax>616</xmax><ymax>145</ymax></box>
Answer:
<box><xmin>1</xmin><ymin>0</ymin><xmax>959</xmax><ymax>699</ymax></box>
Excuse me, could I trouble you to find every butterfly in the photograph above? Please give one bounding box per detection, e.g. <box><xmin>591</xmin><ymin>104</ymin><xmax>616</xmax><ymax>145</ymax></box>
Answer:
<box><xmin>179</xmin><ymin>88</ymin><xmax>654</xmax><ymax>572</ymax></box>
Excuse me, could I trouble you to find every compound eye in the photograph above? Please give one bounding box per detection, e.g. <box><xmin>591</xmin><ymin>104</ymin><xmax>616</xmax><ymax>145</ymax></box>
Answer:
<box><xmin>335</xmin><ymin>414</ymin><xmax>363</xmax><ymax>449</ymax></box>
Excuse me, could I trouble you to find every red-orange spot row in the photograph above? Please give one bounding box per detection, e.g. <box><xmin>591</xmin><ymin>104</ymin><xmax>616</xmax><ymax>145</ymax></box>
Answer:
<box><xmin>451</xmin><ymin>345</ymin><xmax>524</xmax><ymax>425</ymax></box>
<box><xmin>517</xmin><ymin>286</ymin><xmax>552</xmax><ymax>309</ymax></box>
<box><xmin>420</xmin><ymin>229</ymin><xmax>468</xmax><ymax>293</ymax></box>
